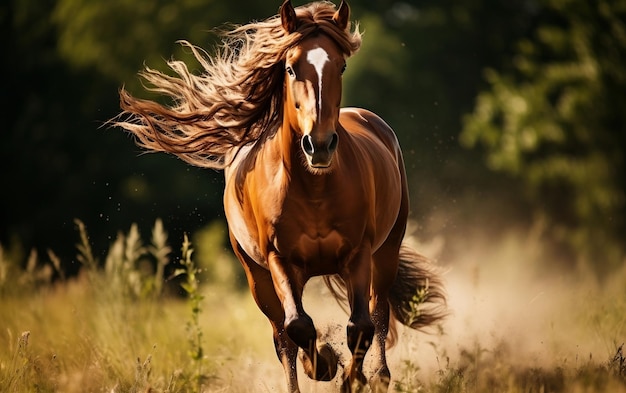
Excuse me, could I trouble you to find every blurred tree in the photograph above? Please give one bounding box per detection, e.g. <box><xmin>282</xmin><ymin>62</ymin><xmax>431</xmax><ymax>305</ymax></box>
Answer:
<box><xmin>1</xmin><ymin>0</ymin><xmax>243</xmax><ymax>268</ymax></box>
<box><xmin>3</xmin><ymin>0</ymin><xmax>622</xmax><ymax>278</ymax></box>
<box><xmin>343</xmin><ymin>0</ymin><xmax>537</xmax><ymax>240</ymax></box>
<box><xmin>52</xmin><ymin>0</ymin><xmax>281</xmax><ymax>88</ymax></box>
<box><xmin>461</xmin><ymin>0</ymin><xmax>625</xmax><ymax>272</ymax></box>
<box><xmin>55</xmin><ymin>0</ymin><xmax>220</xmax><ymax>90</ymax></box>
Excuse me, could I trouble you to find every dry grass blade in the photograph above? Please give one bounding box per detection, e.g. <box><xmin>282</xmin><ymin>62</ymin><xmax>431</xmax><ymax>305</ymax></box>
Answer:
<box><xmin>74</xmin><ymin>218</ymin><xmax>98</xmax><ymax>270</ymax></box>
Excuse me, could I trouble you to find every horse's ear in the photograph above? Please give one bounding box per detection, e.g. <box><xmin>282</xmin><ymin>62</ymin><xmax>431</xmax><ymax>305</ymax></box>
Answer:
<box><xmin>332</xmin><ymin>0</ymin><xmax>350</xmax><ymax>30</ymax></box>
<box><xmin>280</xmin><ymin>0</ymin><xmax>297</xmax><ymax>34</ymax></box>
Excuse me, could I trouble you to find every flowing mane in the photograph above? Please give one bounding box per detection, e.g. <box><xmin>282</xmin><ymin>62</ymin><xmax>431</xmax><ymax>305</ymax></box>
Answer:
<box><xmin>115</xmin><ymin>1</ymin><xmax>361</xmax><ymax>169</ymax></box>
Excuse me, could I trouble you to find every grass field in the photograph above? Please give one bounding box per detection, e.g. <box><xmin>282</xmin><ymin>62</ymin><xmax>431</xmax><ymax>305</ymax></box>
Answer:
<box><xmin>1</xmin><ymin>221</ymin><xmax>625</xmax><ymax>392</ymax></box>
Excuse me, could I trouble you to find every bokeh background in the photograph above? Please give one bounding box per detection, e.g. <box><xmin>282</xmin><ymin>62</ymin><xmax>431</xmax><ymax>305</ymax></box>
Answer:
<box><xmin>1</xmin><ymin>0</ymin><xmax>624</xmax><ymax>278</ymax></box>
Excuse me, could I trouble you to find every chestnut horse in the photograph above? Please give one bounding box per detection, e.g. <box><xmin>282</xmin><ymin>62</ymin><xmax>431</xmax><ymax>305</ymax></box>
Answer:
<box><xmin>114</xmin><ymin>1</ymin><xmax>446</xmax><ymax>391</ymax></box>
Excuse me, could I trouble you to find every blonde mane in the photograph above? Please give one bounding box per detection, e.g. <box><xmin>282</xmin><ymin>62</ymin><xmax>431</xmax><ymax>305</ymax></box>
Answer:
<box><xmin>115</xmin><ymin>1</ymin><xmax>361</xmax><ymax>169</ymax></box>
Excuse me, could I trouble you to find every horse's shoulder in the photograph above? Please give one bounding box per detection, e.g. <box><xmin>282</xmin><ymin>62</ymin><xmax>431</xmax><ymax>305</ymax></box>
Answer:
<box><xmin>339</xmin><ymin>107</ymin><xmax>400</xmax><ymax>155</ymax></box>
<box><xmin>340</xmin><ymin>107</ymin><xmax>385</xmax><ymax>125</ymax></box>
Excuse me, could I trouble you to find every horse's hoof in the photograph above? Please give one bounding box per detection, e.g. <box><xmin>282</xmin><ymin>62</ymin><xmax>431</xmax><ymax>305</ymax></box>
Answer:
<box><xmin>300</xmin><ymin>342</ymin><xmax>339</xmax><ymax>381</ymax></box>
<box><xmin>285</xmin><ymin>314</ymin><xmax>316</xmax><ymax>349</ymax></box>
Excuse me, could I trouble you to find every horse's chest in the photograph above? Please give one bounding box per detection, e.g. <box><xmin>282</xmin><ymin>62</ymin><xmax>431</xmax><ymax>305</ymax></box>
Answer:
<box><xmin>271</xmin><ymin>201</ymin><xmax>359</xmax><ymax>274</ymax></box>
<box><xmin>274</xmin><ymin>227</ymin><xmax>352</xmax><ymax>274</ymax></box>
<box><xmin>282</xmin><ymin>225</ymin><xmax>350</xmax><ymax>262</ymax></box>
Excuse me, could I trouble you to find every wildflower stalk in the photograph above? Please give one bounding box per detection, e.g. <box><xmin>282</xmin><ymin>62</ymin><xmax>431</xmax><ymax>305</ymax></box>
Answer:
<box><xmin>174</xmin><ymin>234</ymin><xmax>205</xmax><ymax>390</ymax></box>
<box><xmin>405</xmin><ymin>279</ymin><xmax>431</xmax><ymax>327</ymax></box>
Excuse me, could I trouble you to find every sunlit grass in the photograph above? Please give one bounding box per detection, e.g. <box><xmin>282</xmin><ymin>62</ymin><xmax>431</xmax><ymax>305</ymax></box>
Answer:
<box><xmin>0</xmin><ymin>222</ymin><xmax>625</xmax><ymax>392</ymax></box>
<box><xmin>0</xmin><ymin>272</ymin><xmax>277</xmax><ymax>392</ymax></box>
<box><xmin>0</xmin><ymin>220</ymin><xmax>278</xmax><ymax>392</ymax></box>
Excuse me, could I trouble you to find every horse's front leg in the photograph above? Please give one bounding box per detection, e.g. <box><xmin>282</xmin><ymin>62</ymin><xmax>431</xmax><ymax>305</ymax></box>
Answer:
<box><xmin>267</xmin><ymin>250</ymin><xmax>339</xmax><ymax>382</ymax></box>
<box><xmin>232</xmin><ymin>241</ymin><xmax>301</xmax><ymax>392</ymax></box>
<box><xmin>342</xmin><ymin>245</ymin><xmax>375</xmax><ymax>392</ymax></box>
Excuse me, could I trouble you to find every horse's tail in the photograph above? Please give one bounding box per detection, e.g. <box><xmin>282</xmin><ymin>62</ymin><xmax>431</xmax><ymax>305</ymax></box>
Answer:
<box><xmin>386</xmin><ymin>244</ymin><xmax>447</xmax><ymax>346</ymax></box>
<box><xmin>322</xmin><ymin>244</ymin><xmax>446</xmax><ymax>347</ymax></box>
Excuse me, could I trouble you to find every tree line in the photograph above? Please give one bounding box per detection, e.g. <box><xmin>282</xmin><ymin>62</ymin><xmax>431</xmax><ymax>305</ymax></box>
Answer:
<box><xmin>1</xmin><ymin>0</ymin><xmax>623</xmax><ymax>276</ymax></box>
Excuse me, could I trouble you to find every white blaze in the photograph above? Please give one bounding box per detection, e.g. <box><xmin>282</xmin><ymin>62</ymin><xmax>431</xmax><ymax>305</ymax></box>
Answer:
<box><xmin>306</xmin><ymin>47</ymin><xmax>329</xmax><ymax>120</ymax></box>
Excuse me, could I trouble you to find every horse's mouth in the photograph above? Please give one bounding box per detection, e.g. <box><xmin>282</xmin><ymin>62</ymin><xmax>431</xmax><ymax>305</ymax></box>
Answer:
<box><xmin>311</xmin><ymin>161</ymin><xmax>331</xmax><ymax>169</ymax></box>
<box><xmin>304</xmin><ymin>153</ymin><xmax>334</xmax><ymax>172</ymax></box>
<box><xmin>304</xmin><ymin>156</ymin><xmax>334</xmax><ymax>174</ymax></box>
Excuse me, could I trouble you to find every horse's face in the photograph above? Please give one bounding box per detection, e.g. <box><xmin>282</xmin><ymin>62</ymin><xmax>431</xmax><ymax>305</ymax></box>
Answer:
<box><xmin>281</xmin><ymin>1</ymin><xmax>350</xmax><ymax>172</ymax></box>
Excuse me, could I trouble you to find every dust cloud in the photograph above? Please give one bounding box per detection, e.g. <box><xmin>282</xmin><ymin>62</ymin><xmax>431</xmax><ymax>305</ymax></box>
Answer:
<box><xmin>393</xmin><ymin>230</ymin><xmax>625</xmax><ymax>377</ymax></box>
<box><xmin>244</xmin><ymin>228</ymin><xmax>625</xmax><ymax>391</ymax></box>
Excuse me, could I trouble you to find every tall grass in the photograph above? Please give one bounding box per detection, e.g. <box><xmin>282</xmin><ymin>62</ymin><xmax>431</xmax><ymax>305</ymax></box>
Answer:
<box><xmin>0</xmin><ymin>221</ymin><xmax>625</xmax><ymax>392</ymax></box>
<box><xmin>0</xmin><ymin>219</ymin><xmax>273</xmax><ymax>392</ymax></box>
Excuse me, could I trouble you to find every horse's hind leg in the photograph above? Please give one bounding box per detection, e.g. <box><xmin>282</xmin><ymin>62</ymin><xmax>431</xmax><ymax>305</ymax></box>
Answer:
<box><xmin>367</xmin><ymin>201</ymin><xmax>407</xmax><ymax>392</ymax></box>
<box><xmin>341</xmin><ymin>245</ymin><xmax>376</xmax><ymax>392</ymax></box>
<box><xmin>342</xmin><ymin>245</ymin><xmax>398</xmax><ymax>393</ymax></box>
<box><xmin>367</xmin><ymin>246</ymin><xmax>400</xmax><ymax>393</ymax></box>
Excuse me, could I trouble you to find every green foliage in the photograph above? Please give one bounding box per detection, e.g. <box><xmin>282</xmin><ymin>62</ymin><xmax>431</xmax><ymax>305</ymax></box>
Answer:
<box><xmin>193</xmin><ymin>220</ymin><xmax>245</xmax><ymax>289</ymax></box>
<box><xmin>3</xmin><ymin>0</ymin><xmax>227</xmax><ymax>271</ymax></box>
<box><xmin>4</xmin><ymin>0</ymin><xmax>624</xmax><ymax>286</ymax></box>
<box><xmin>51</xmin><ymin>0</ymin><xmax>276</xmax><ymax>92</ymax></box>
<box><xmin>53</xmin><ymin>0</ymin><xmax>213</xmax><ymax>86</ymax></box>
<box><xmin>342</xmin><ymin>12</ymin><xmax>409</xmax><ymax>106</ymax></box>
<box><xmin>404</xmin><ymin>279</ymin><xmax>433</xmax><ymax>328</ymax></box>
<box><xmin>461</xmin><ymin>0</ymin><xmax>625</xmax><ymax>271</ymax></box>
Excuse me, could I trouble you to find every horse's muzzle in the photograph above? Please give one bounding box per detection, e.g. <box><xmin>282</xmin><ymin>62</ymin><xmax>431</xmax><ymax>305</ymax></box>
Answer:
<box><xmin>301</xmin><ymin>132</ymin><xmax>338</xmax><ymax>168</ymax></box>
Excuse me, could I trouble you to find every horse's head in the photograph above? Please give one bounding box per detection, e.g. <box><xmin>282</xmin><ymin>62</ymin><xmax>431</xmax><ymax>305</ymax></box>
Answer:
<box><xmin>280</xmin><ymin>0</ymin><xmax>351</xmax><ymax>172</ymax></box>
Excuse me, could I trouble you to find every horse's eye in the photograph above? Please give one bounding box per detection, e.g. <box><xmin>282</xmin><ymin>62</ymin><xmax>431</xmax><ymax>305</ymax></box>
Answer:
<box><xmin>286</xmin><ymin>66</ymin><xmax>295</xmax><ymax>78</ymax></box>
<box><xmin>341</xmin><ymin>63</ymin><xmax>347</xmax><ymax>75</ymax></box>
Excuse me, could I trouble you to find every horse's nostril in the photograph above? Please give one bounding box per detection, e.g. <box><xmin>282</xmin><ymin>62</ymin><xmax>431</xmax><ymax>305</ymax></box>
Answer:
<box><xmin>328</xmin><ymin>133</ymin><xmax>338</xmax><ymax>153</ymax></box>
<box><xmin>301</xmin><ymin>134</ymin><xmax>314</xmax><ymax>155</ymax></box>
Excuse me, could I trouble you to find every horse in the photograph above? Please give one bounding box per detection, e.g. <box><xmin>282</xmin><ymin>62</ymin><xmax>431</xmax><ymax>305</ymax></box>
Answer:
<box><xmin>114</xmin><ymin>1</ymin><xmax>446</xmax><ymax>391</ymax></box>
